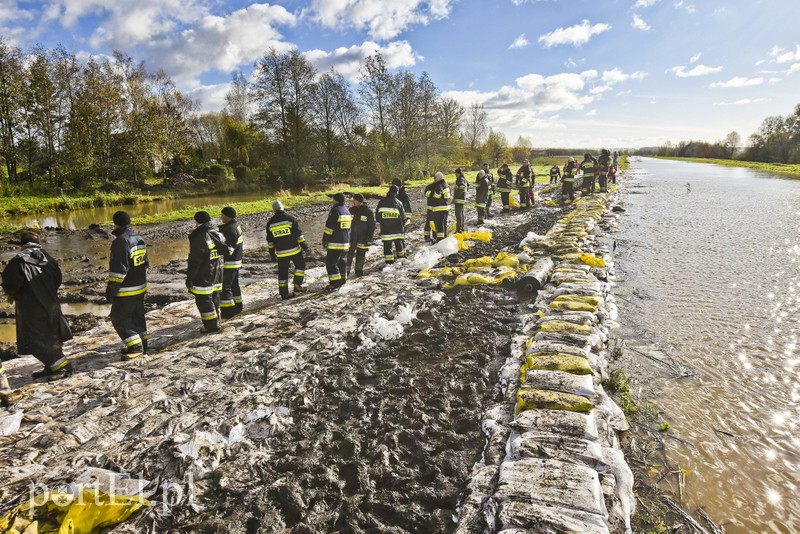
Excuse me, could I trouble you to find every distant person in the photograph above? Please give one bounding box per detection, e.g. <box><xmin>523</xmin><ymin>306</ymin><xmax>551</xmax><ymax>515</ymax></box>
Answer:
<box><xmin>266</xmin><ymin>201</ymin><xmax>309</xmax><ymax>299</ymax></box>
<box><xmin>347</xmin><ymin>193</ymin><xmax>375</xmax><ymax>278</ymax></box>
<box><xmin>549</xmin><ymin>163</ymin><xmax>561</xmax><ymax>184</ymax></box>
<box><xmin>452</xmin><ymin>168</ymin><xmax>469</xmax><ymax>233</ymax></box>
<box><xmin>392</xmin><ymin>178</ymin><xmax>412</xmax><ymax>226</ymax></box>
<box><xmin>496</xmin><ymin>164</ymin><xmax>514</xmax><ymax>212</ymax></box>
<box><xmin>597</xmin><ymin>149</ymin><xmax>612</xmax><ymax>193</ymax></box>
<box><xmin>613</xmin><ymin>150</ymin><xmax>619</xmax><ymax>169</ymax></box>
<box><xmin>106</xmin><ymin>211</ymin><xmax>149</xmax><ymax>358</ymax></box>
<box><xmin>429</xmin><ymin>171</ymin><xmax>451</xmax><ymax>242</ymax></box>
<box><xmin>219</xmin><ymin>207</ymin><xmax>244</xmax><ymax>318</ymax></box>
<box><xmin>562</xmin><ymin>157</ymin><xmax>578</xmax><ymax>203</ymax></box>
<box><xmin>608</xmin><ymin>164</ymin><xmax>617</xmax><ymax>186</ymax></box>
<box><xmin>482</xmin><ymin>163</ymin><xmax>495</xmax><ymax>217</ymax></box>
<box><xmin>579</xmin><ymin>153</ymin><xmax>598</xmax><ymax>195</ymax></box>
<box><xmin>423</xmin><ymin>177</ymin><xmax>436</xmax><ymax>243</ymax></box>
<box><xmin>1</xmin><ymin>229</ymin><xmax>72</xmax><ymax>380</ymax></box>
<box><xmin>187</xmin><ymin>211</ymin><xmax>227</xmax><ymax>333</ymax></box>
<box><xmin>376</xmin><ymin>185</ymin><xmax>407</xmax><ymax>265</ymax></box>
<box><xmin>475</xmin><ymin>169</ymin><xmax>490</xmax><ymax>225</ymax></box>
<box><xmin>516</xmin><ymin>159</ymin><xmax>534</xmax><ymax>208</ymax></box>
<box><xmin>323</xmin><ymin>193</ymin><xmax>352</xmax><ymax>288</ymax></box>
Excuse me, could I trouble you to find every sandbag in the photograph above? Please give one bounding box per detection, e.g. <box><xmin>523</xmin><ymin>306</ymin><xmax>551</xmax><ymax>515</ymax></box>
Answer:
<box><xmin>580</xmin><ymin>253</ymin><xmax>606</xmax><ymax>268</ymax></box>
<box><xmin>516</xmin><ymin>387</ymin><xmax>594</xmax><ymax>413</ymax></box>
<box><xmin>535</xmin><ymin>320</ymin><xmax>593</xmax><ymax>334</ymax></box>
<box><xmin>510</xmin><ymin>431</ymin><xmax>606</xmax><ymax>469</ymax></box>
<box><xmin>550</xmin><ymin>300</ymin><xmax>598</xmax><ymax>313</ymax></box>
<box><xmin>512</xmin><ymin>408</ymin><xmax>599</xmax><ymax>441</ymax></box>
<box><xmin>497</xmin><ymin>500</ymin><xmax>610</xmax><ymax>534</ymax></box>
<box><xmin>525</xmin><ymin>352</ymin><xmax>593</xmax><ymax>375</ymax></box>
<box><xmin>492</xmin><ymin>252</ymin><xmax>519</xmax><ymax>268</ymax></box>
<box><xmin>524</xmin><ymin>369</ymin><xmax>596</xmax><ymax>398</ymax></box>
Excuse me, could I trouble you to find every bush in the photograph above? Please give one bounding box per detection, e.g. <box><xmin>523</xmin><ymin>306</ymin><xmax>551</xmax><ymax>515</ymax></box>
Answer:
<box><xmin>205</xmin><ymin>163</ymin><xmax>230</xmax><ymax>180</ymax></box>
<box><xmin>234</xmin><ymin>164</ymin><xmax>248</xmax><ymax>181</ymax></box>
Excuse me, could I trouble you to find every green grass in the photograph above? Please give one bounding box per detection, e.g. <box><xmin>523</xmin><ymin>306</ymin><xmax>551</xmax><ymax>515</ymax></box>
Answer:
<box><xmin>651</xmin><ymin>156</ymin><xmax>800</xmax><ymax>178</ymax></box>
<box><xmin>0</xmin><ymin>192</ymin><xmax>170</xmax><ymax>218</ymax></box>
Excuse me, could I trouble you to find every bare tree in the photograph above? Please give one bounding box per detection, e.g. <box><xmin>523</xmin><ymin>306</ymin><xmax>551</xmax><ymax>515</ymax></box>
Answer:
<box><xmin>723</xmin><ymin>131</ymin><xmax>740</xmax><ymax>159</ymax></box>
<box><xmin>463</xmin><ymin>101</ymin><xmax>488</xmax><ymax>153</ymax></box>
<box><xmin>358</xmin><ymin>51</ymin><xmax>393</xmax><ymax>168</ymax></box>
<box><xmin>224</xmin><ymin>71</ymin><xmax>251</xmax><ymax>124</ymax></box>
<box><xmin>436</xmin><ymin>97</ymin><xmax>464</xmax><ymax>139</ymax></box>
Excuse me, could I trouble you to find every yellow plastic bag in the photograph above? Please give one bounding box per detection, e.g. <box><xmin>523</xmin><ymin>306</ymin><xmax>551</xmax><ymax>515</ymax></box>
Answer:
<box><xmin>553</xmin><ymin>294</ymin><xmax>602</xmax><ymax>307</ymax></box>
<box><xmin>463</xmin><ymin>256</ymin><xmax>493</xmax><ymax>268</ymax></box>
<box><xmin>509</xmin><ymin>195</ymin><xmax>521</xmax><ymax>209</ymax></box>
<box><xmin>491</xmin><ymin>252</ymin><xmax>519</xmax><ymax>268</ymax></box>
<box><xmin>580</xmin><ymin>253</ymin><xmax>606</xmax><ymax>268</ymax></box>
<box><xmin>515</xmin><ymin>387</ymin><xmax>594</xmax><ymax>414</ymax></box>
<box><xmin>549</xmin><ymin>301</ymin><xmax>598</xmax><ymax>312</ymax></box>
<box><xmin>459</xmin><ymin>230</ymin><xmax>492</xmax><ymax>242</ymax></box>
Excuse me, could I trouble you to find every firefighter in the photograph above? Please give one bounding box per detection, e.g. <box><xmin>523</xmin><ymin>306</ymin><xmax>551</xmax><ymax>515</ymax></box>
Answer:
<box><xmin>187</xmin><ymin>211</ymin><xmax>227</xmax><ymax>333</ymax></box>
<box><xmin>475</xmin><ymin>169</ymin><xmax>490</xmax><ymax>225</ymax></box>
<box><xmin>423</xmin><ymin>177</ymin><xmax>436</xmax><ymax>242</ymax></box>
<box><xmin>562</xmin><ymin>157</ymin><xmax>578</xmax><ymax>203</ymax></box>
<box><xmin>597</xmin><ymin>149</ymin><xmax>612</xmax><ymax>193</ymax></box>
<box><xmin>579</xmin><ymin>152</ymin><xmax>598</xmax><ymax>195</ymax></box>
<box><xmin>392</xmin><ymin>178</ymin><xmax>412</xmax><ymax>226</ymax></box>
<box><xmin>106</xmin><ymin>211</ymin><xmax>149</xmax><ymax>358</ymax></box>
<box><xmin>516</xmin><ymin>159</ymin><xmax>534</xmax><ymax>208</ymax></box>
<box><xmin>549</xmin><ymin>163</ymin><xmax>561</xmax><ymax>184</ymax></box>
<box><xmin>496</xmin><ymin>164</ymin><xmax>515</xmax><ymax>212</ymax></box>
<box><xmin>347</xmin><ymin>193</ymin><xmax>375</xmax><ymax>277</ymax></box>
<box><xmin>482</xmin><ymin>163</ymin><xmax>495</xmax><ymax>217</ymax></box>
<box><xmin>323</xmin><ymin>193</ymin><xmax>352</xmax><ymax>288</ymax></box>
<box><xmin>608</xmin><ymin>164</ymin><xmax>617</xmax><ymax>186</ymax></box>
<box><xmin>376</xmin><ymin>185</ymin><xmax>407</xmax><ymax>264</ymax></box>
<box><xmin>452</xmin><ymin>168</ymin><xmax>469</xmax><ymax>233</ymax></box>
<box><xmin>266</xmin><ymin>200</ymin><xmax>309</xmax><ymax>299</ymax></box>
<box><xmin>219</xmin><ymin>206</ymin><xmax>244</xmax><ymax>318</ymax></box>
<box><xmin>1</xmin><ymin>229</ymin><xmax>72</xmax><ymax>379</ymax></box>
<box><xmin>429</xmin><ymin>171</ymin><xmax>450</xmax><ymax>242</ymax></box>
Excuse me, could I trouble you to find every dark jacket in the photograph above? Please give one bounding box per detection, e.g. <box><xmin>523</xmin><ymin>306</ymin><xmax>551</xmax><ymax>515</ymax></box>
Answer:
<box><xmin>580</xmin><ymin>157</ymin><xmax>598</xmax><ymax>176</ymax></box>
<box><xmin>376</xmin><ymin>196</ymin><xmax>406</xmax><ymax>240</ymax></box>
<box><xmin>516</xmin><ymin>164</ymin><xmax>534</xmax><ymax>187</ymax></box>
<box><xmin>396</xmin><ymin>187</ymin><xmax>412</xmax><ymax>220</ymax></box>
<box><xmin>219</xmin><ymin>219</ymin><xmax>244</xmax><ymax>269</ymax></box>
<box><xmin>428</xmin><ymin>181</ymin><xmax>450</xmax><ymax>212</ymax></box>
<box><xmin>562</xmin><ymin>161</ymin><xmax>578</xmax><ymax>181</ymax></box>
<box><xmin>187</xmin><ymin>223</ymin><xmax>226</xmax><ymax>294</ymax></box>
<box><xmin>549</xmin><ymin>166</ymin><xmax>561</xmax><ymax>181</ymax></box>
<box><xmin>349</xmin><ymin>203</ymin><xmax>376</xmax><ymax>247</ymax></box>
<box><xmin>475</xmin><ymin>173</ymin><xmax>490</xmax><ymax>201</ymax></box>
<box><xmin>1</xmin><ymin>243</ymin><xmax>71</xmax><ymax>356</ymax></box>
<box><xmin>496</xmin><ymin>169</ymin><xmax>514</xmax><ymax>192</ymax></box>
<box><xmin>107</xmin><ymin>226</ymin><xmax>148</xmax><ymax>299</ymax></box>
<box><xmin>266</xmin><ymin>211</ymin><xmax>306</xmax><ymax>258</ymax></box>
<box><xmin>453</xmin><ymin>175</ymin><xmax>468</xmax><ymax>204</ymax></box>
<box><xmin>323</xmin><ymin>202</ymin><xmax>353</xmax><ymax>251</ymax></box>
<box><xmin>597</xmin><ymin>153</ymin><xmax>612</xmax><ymax>172</ymax></box>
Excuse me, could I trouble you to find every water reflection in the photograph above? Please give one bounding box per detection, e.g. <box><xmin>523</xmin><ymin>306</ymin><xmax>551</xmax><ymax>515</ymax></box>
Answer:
<box><xmin>616</xmin><ymin>158</ymin><xmax>800</xmax><ymax>532</ymax></box>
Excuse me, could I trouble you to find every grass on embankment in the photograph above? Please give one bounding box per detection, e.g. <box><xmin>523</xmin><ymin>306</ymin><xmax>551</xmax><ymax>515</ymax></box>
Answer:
<box><xmin>0</xmin><ymin>192</ymin><xmax>170</xmax><ymax>218</ymax></box>
<box><xmin>652</xmin><ymin>156</ymin><xmax>800</xmax><ymax>178</ymax></box>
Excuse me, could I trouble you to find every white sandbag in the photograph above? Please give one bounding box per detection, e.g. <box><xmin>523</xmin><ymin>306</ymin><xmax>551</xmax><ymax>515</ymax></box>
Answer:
<box><xmin>0</xmin><ymin>410</ymin><xmax>24</xmax><ymax>436</ymax></box>
<box><xmin>603</xmin><ymin>447</ymin><xmax>635</xmax><ymax>534</ymax></box>
<box><xmin>509</xmin><ymin>431</ymin><xmax>606</xmax><ymax>470</ymax></box>
<box><xmin>527</xmin><ymin>340</ymin><xmax>591</xmax><ymax>359</ymax></box>
<box><xmin>497</xmin><ymin>501</ymin><xmax>609</xmax><ymax>534</ymax></box>
<box><xmin>524</xmin><ymin>370</ymin><xmax>596</xmax><ymax>398</ymax></box>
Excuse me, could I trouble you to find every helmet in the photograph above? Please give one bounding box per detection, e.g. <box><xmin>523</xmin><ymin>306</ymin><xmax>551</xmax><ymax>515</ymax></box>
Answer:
<box><xmin>434</xmin><ymin>171</ymin><xmax>444</xmax><ymax>182</ymax></box>
<box><xmin>568</xmin><ymin>157</ymin><xmax>575</xmax><ymax>163</ymax></box>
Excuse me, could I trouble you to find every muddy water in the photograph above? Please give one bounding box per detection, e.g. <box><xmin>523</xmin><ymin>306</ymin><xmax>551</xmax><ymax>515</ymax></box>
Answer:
<box><xmin>615</xmin><ymin>157</ymin><xmax>800</xmax><ymax>532</ymax></box>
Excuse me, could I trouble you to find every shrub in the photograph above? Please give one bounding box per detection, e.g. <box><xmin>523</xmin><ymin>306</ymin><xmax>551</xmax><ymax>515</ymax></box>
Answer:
<box><xmin>234</xmin><ymin>164</ymin><xmax>248</xmax><ymax>181</ymax></box>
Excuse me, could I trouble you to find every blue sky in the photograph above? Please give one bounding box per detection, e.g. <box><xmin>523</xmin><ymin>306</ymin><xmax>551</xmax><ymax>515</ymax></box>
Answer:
<box><xmin>4</xmin><ymin>0</ymin><xmax>800</xmax><ymax>148</ymax></box>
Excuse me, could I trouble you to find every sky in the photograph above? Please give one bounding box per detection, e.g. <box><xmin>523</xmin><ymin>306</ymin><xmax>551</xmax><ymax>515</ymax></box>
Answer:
<box><xmin>3</xmin><ymin>0</ymin><xmax>800</xmax><ymax>148</ymax></box>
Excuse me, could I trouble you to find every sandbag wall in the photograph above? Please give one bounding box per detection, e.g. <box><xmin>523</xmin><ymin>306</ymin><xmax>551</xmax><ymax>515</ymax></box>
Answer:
<box><xmin>456</xmin><ymin>195</ymin><xmax>635</xmax><ymax>534</ymax></box>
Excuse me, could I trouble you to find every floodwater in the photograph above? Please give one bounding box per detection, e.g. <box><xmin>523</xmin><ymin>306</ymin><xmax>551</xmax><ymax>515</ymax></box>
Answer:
<box><xmin>614</xmin><ymin>157</ymin><xmax>800</xmax><ymax>532</ymax></box>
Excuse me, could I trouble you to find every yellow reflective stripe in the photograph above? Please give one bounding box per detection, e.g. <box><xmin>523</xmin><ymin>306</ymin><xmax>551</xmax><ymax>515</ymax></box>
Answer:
<box><xmin>329</xmin><ymin>274</ymin><xmax>342</xmax><ymax>281</ymax></box>
<box><xmin>189</xmin><ymin>286</ymin><xmax>215</xmax><ymax>295</ymax></box>
<box><xmin>430</xmin><ymin>206</ymin><xmax>449</xmax><ymax>212</ymax></box>
<box><xmin>117</xmin><ymin>284</ymin><xmax>147</xmax><ymax>297</ymax></box>
<box><xmin>201</xmin><ymin>311</ymin><xmax>218</xmax><ymax>320</ymax></box>
<box><xmin>223</xmin><ymin>261</ymin><xmax>242</xmax><ymax>269</ymax></box>
<box><xmin>381</xmin><ymin>234</ymin><xmax>403</xmax><ymax>241</ymax></box>
<box><xmin>357</xmin><ymin>244</ymin><xmax>370</xmax><ymax>250</ymax></box>
<box><xmin>326</xmin><ymin>243</ymin><xmax>348</xmax><ymax>250</ymax></box>
<box><xmin>276</xmin><ymin>247</ymin><xmax>301</xmax><ymax>257</ymax></box>
<box><xmin>108</xmin><ymin>276</ymin><xmax>124</xmax><ymax>283</ymax></box>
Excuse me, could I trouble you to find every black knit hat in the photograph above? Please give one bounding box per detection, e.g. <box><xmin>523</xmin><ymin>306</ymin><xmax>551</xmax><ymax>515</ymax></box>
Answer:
<box><xmin>20</xmin><ymin>229</ymin><xmax>40</xmax><ymax>245</ymax></box>
<box><xmin>333</xmin><ymin>192</ymin><xmax>345</xmax><ymax>203</ymax></box>
<box><xmin>221</xmin><ymin>206</ymin><xmax>236</xmax><ymax>218</ymax></box>
<box><xmin>112</xmin><ymin>210</ymin><xmax>131</xmax><ymax>226</ymax></box>
<box><xmin>194</xmin><ymin>211</ymin><xmax>211</xmax><ymax>224</ymax></box>
<box><xmin>391</xmin><ymin>178</ymin><xmax>403</xmax><ymax>187</ymax></box>
<box><xmin>388</xmin><ymin>185</ymin><xmax>399</xmax><ymax>196</ymax></box>
<box><xmin>352</xmin><ymin>193</ymin><xmax>365</xmax><ymax>203</ymax></box>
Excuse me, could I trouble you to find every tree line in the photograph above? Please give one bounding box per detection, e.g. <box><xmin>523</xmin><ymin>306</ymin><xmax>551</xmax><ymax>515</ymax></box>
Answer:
<box><xmin>643</xmin><ymin>103</ymin><xmax>800</xmax><ymax>164</ymax></box>
<box><xmin>0</xmin><ymin>39</ymin><xmax>534</xmax><ymax>193</ymax></box>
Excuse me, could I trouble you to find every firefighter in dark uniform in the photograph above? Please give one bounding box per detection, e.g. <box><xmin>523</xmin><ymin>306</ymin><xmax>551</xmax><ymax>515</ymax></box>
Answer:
<box><xmin>580</xmin><ymin>153</ymin><xmax>598</xmax><ymax>195</ymax></box>
<box><xmin>482</xmin><ymin>163</ymin><xmax>495</xmax><ymax>217</ymax></box>
<box><xmin>549</xmin><ymin>164</ymin><xmax>561</xmax><ymax>184</ymax></box>
<box><xmin>516</xmin><ymin>159</ymin><xmax>534</xmax><ymax>208</ymax></box>
<box><xmin>266</xmin><ymin>200</ymin><xmax>309</xmax><ymax>299</ymax></box>
<box><xmin>376</xmin><ymin>185</ymin><xmax>406</xmax><ymax>264</ymax></box>
<box><xmin>323</xmin><ymin>193</ymin><xmax>352</xmax><ymax>288</ymax></box>
<box><xmin>1</xmin><ymin>229</ymin><xmax>72</xmax><ymax>379</ymax></box>
<box><xmin>496</xmin><ymin>164</ymin><xmax>514</xmax><ymax>212</ymax></box>
<box><xmin>423</xmin><ymin>178</ymin><xmax>436</xmax><ymax>242</ymax></box>
<box><xmin>429</xmin><ymin>172</ymin><xmax>450</xmax><ymax>242</ymax></box>
<box><xmin>187</xmin><ymin>211</ymin><xmax>227</xmax><ymax>333</ymax></box>
<box><xmin>106</xmin><ymin>211</ymin><xmax>149</xmax><ymax>357</ymax></box>
<box><xmin>597</xmin><ymin>149</ymin><xmax>612</xmax><ymax>193</ymax></box>
<box><xmin>347</xmin><ymin>193</ymin><xmax>375</xmax><ymax>277</ymax></box>
<box><xmin>562</xmin><ymin>157</ymin><xmax>578</xmax><ymax>203</ymax></box>
<box><xmin>452</xmin><ymin>168</ymin><xmax>469</xmax><ymax>233</ymax></box>
<box><xmin>392</xmin><ymin>178</ymin><xmax>412</xmax><ymax>227</ymax></box>
<box><xmin>218</xmin><ymin>206</ymin><xmax>244</xmax><ymax>318</ymax></box>
<box><xmin>475</xmin><ymin>169</ymin><xmax>490</xmax><ymax>224</ymax></box>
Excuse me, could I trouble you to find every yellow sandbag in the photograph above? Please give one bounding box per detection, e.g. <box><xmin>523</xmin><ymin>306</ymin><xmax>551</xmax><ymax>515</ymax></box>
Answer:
<box><xmin>459</xmin><ymin>230</ymin><xmax>492</xmax><ymax>242</ymax></box>
<box><xmin>515</xmin><ymin>387</ymin><xmax>594</xmax><ymax>414</ymax></box>
<box><xmin>491</xmin><ymin>252</ymin><xmax>519</xmax><ymax>268</ymax></box>
<box><xmin>526</xmin><ymin>352</ymin><xmax>593</xmax><ymax>375</ymax></box>
<box><xmin>417</xmin><ymin>268</ymin><xmax>434</xmax><ymax>279</ymax></box>
<box><xmin>452</xmin><ymin>233</ymin><xmax>470</xmax><ymax>251</ymax></box>
<box><xmin>554</xmin><ymin>253</ymin><xmax>583</xmax><ymax>261</ymax></box>
<box><xmin>543</xmin><ymin>200</ymin><xmax>557</xmax><ymax>207</ymax></box>
<box><xmin>549</xmin><ymin>301</ymin><xmax>597</xmax><ymax>312</ymax></box>
<box><xmin>553</xmin><ymin>294</ymin><xmax>602</xmax><ymax>307</ymax></box>
<box><xmin>536</xmin><ymin>320</ymin><xmax>592</xmax><ymax>334</ymax></box>
<box><xmin>509</xmin><ymin>195</ymin><xmax>520</xmax><ymax>209</ymax></box>
<box><xmin>554</xmin><ymin>277</ymin><xmax>597</xmax><ymax>285</ymax></box>
<box><xmin>580</xmin><ymin>253</ymin><xmax>606</xmax><ymax>268</ymax></box>
<box><xmin>0</xmin><ymin>489</ymin><xmax>150</xmax><ymax>534</ymax></box>
<box><xmin>463</xmin><ymin>256</ymin><xmax>493</xmax><ymax>268</ymax></box>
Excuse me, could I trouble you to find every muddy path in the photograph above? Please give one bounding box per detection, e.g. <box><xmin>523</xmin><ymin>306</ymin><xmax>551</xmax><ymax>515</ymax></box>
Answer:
<box><xmin>0</xmin><ymin>187</ymin><xmax>566</xmax><ymax>532</ymax></box>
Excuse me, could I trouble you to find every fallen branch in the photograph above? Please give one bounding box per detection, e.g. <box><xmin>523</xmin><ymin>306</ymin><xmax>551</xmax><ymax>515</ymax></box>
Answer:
<box><xmin>664</xmin><ymin>497</ymin><xmax>709</xmax><ymax>534</ymax></box>
<box><xmin>698</xmin><ymin>507</ymin><xmax>725</xmax><ymax>534</ymax></box>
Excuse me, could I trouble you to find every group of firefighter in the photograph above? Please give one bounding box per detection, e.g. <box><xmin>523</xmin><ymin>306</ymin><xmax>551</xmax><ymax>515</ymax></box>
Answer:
<box><xmin>0</xmin><ymin>150</ymin><xmax>620</xmax><ymax>388</ymax></box>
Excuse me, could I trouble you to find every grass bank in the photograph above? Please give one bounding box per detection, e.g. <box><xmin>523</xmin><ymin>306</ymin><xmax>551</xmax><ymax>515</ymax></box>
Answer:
<box><xmin>651</xmin><ymin>156</ymin><xmax>800</xmax><ymax>178</ymax></box>
<box><xmin>0</xmin><ymin>192</ymin><xmax>171</xmax><ymax>218</ymax></box>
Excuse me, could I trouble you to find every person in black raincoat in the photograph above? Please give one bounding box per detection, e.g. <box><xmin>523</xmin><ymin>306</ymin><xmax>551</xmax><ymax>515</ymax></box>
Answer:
<box><xmin>219</xmin><ymin>206</ymin><xmax>244</xmax><ymax>318</ymax></box>
<box><xmin>106</xmin><ymin>211</ymin><xmax>149</xmax><ymax>358</ymax></box>
<box><xmin>323</xmin><ymin>193</ymin><xmax>352</xmax><ymax>288</ymax></box>
<box><xmin>347</xmin><ymin>193</ymin><xmax>375</xmax><ymax>277</ymax></box>
<box><xmin>376</xmin><ymin>185</ymin><xmax>407</xmax><ymax>265</ymax></box>
<box><xmin>1</xmin><ymin>229</ymin><xmax>72</xmax><ymax>380</ymax></box>
<box><xmin>187</xmin><ymin>211</ymin><xmax>227</xmax><ymax>333</ymax></box>
<box><xmin>452</xmin><ymin>168</ymin><xmax>469</xmax><ymax>233</ymax></box>
<box><xmin>474</xmin><ymin>169</ymin><xmax>490</xmax><ymax>225</ymax></box>
<box><xmin>391</xmin><ymin>178</ymin><xmax>412</xmax><ymax>227</ymax></box>
<box><xmin>496</xmin><ymin>164</ymin><xmax>514</xmax><ymax>212</ymax></box>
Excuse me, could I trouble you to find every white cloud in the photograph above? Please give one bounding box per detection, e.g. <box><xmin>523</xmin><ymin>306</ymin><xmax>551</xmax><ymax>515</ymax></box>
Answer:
<box><xmin>768</xmin><ymin>44</ymin><xmax>800</xmax><ymax>64</ymax></box>
<box><xmin>768</xmin><ymin>77</ymin><xmax>782</xmax><ymax>84</ymax></box>
<box><xmin>631</xmin><ymin>14</ymin><xmax>650</xmax><ymax>30</ymax></box>
<box><xmin>509</xmin><ymin>34</ymin><xmax>530</xmax><ymax>49</ymax></box>
<box><xmin>709</xmin><ymin>76</ymin><xmax>764</xmax><ymax>88</ymax></box>
<box><xmin>186</xmin><ymin>82</ymin><xmax>230</xmax><ymax>113</ymax></box>
<box><xmin>616</xmin><ymin>89</ymin><xmax>632</xmax><ymax>96</ymax></box>
<box><xmin>304</xmin><ymin>40</ymin><xmax>417</xmax><ymax>82</ymax></box>
<box><xmin>674</xmin><ymin>1</ymin><xmax>696</xmax><ymax>13</ymax></box>
<box><xmin>143</xmin><ymin>3</ymin><xmax>297</xmax><ymax>86</ymax></box>
<box><xmin>633</xmin><ymin>0</ymin><xmax>660</xmax><ymax>7</ymax></box>
<box><xmin>603</xmin><ymin>67</ymin><xmax>647</xmax><ymax>83</ymax></box>
<box><xmin>712</xmin><ymin>98</ymin><xmax>765</xmax><ymax>106</ymax></box>
<box><xmin>586</xmin><ymin>109</ymin><xmax>597</xmax><ymax>116</ymax></box>
<box><xmin>310</xmin><ymin>0</ymin><xmax>455</xmax><ymax>41</ymax></box>
<box><xmin>670</xmin><ymin>64</ymin><xmax>722</xmax><ymax>77</ymax></box>
<box><xmin>538</xmin><ymin>20</ymin><xmax>611</xmax><ymax>48</ymax></box>
<box><xmin>690</xmin><ymin>52</ymin><xmax>701</xmax><ymax>63</ymax></box>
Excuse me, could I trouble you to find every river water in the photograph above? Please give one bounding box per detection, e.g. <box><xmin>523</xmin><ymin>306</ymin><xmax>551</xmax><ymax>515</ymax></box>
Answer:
<box><xmin>615</xmin><ymin>157</ymin><xmax>800</xmax><ymax>532</ymax></box>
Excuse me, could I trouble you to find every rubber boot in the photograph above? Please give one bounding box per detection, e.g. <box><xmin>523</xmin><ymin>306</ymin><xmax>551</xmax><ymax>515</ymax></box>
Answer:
<box><xmin>32</xmin><ymin>361</ymin><xmax>73</xmax><ymax>380</ymax></box>
<box><xmin>0</xmin><ymin>367</ymin><xmax>10</xmax><ymax>392</ymax></box>
<box><xmin>294</xmin><ymin>284</ymin><xmax>307</xmax><ymax>293</ymax></box>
